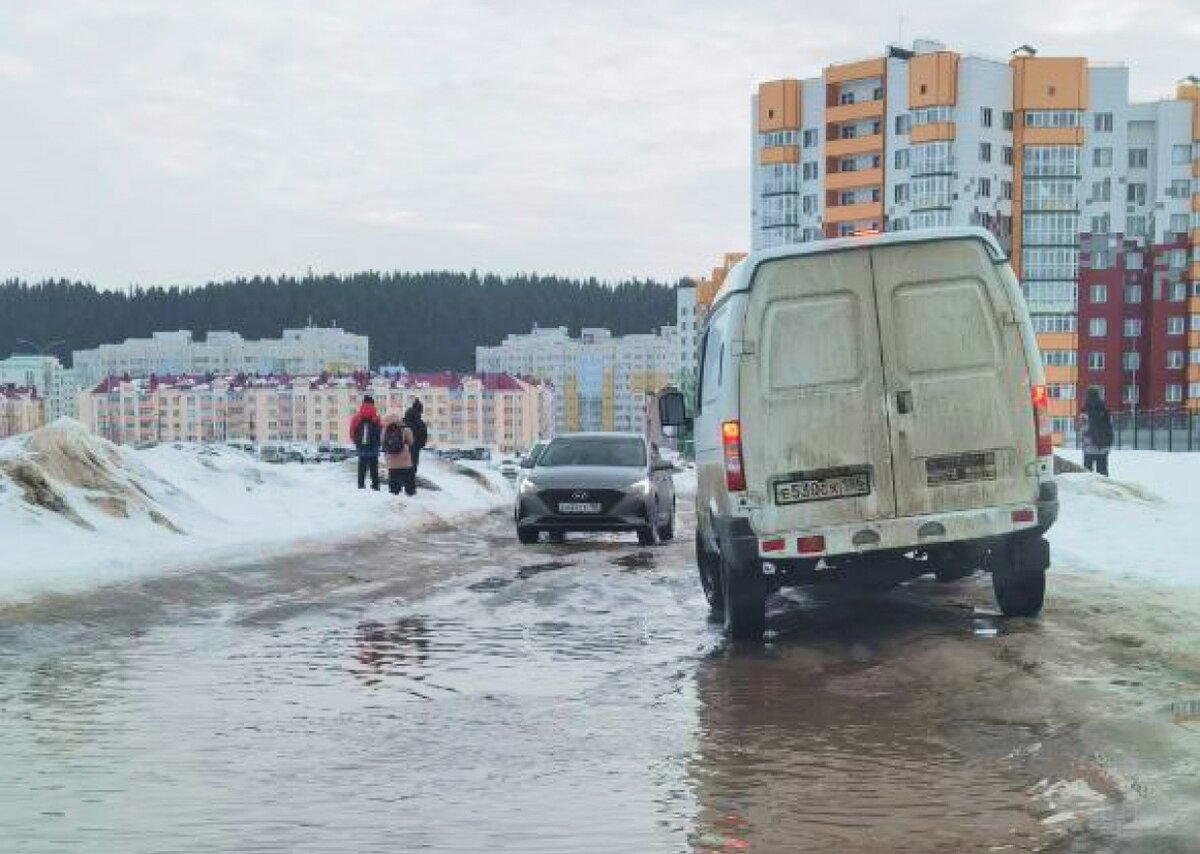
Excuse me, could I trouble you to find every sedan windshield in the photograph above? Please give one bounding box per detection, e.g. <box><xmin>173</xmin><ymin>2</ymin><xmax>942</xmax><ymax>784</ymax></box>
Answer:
<box><xmin>539</xmin><ymin>437</ymin><xmax>646</xmax><ymax>468</ymax></box>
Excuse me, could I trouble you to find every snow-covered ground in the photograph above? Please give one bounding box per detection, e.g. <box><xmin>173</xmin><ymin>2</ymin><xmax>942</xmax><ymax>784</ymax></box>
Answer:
<box><xmin>0</xmin><ymin>420</ymin><xmax>511</xmax><ymax>603</ymax></box>
<box><xmin>1050</xmin><ymin>450</ymin><xmax>1199</xmax><ymax>587</ymax></box>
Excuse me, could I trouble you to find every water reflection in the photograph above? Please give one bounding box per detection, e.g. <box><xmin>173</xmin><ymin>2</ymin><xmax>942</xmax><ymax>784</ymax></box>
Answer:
<box><xmin>687</xmin><ymin>585</ymin><xmax>1048</xmax><ymax>852</ymax></box>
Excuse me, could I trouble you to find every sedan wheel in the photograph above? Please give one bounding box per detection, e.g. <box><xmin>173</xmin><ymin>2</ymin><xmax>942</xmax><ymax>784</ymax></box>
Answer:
<box><xmin>637</xmin><ymin>503</ymin><xmax>660</xmax><ymax>547</ymax></box>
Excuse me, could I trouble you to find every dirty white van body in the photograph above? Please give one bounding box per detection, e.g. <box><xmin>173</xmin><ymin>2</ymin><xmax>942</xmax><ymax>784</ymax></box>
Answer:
<box><xmin>668</xmin><ymin>228</ymin><xmax>1058</xmax><ymax>639</ymax></box>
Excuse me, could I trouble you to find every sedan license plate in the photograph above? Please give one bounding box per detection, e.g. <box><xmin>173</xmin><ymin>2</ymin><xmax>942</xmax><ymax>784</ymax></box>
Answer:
<box><xmin>558</xmin><ymin>502</ymin><xmax>602</xmax><ymax>514</ymax></box>
<box><xmin>774</xmin><ymin>469</ymin><xmax>871</xmax><ymax>505</ymax></box>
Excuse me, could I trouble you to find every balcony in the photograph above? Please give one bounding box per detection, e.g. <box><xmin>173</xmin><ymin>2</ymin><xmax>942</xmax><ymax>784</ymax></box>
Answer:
<box><xmin>824</xmin><ymin>134</ymin><xmax>883</xmax><ymax>158</ymax></box>
<box><xmin>823</xmin><ymin>200</ymin><xmax>884</xmax><ymax>225</ymax></box>
<box><xmin>825</xmin><ymin>99</ymin><xmax>884</xmax><ymax>124</ymax></box>
<box><xmin>910</xmin><ymin>122</ymin><xmax>956</xmax><ymax>143</ymax></box>
<box><xmin>825</xmin><ymin>166</ymin><xmax>882</xmax><ymax>192</ymax></box>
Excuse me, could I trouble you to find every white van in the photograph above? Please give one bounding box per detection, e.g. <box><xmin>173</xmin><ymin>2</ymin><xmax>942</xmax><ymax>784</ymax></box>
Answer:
<box><xmin>658</xmin><ymin>228</ymin><xmax>1058</xmax><ymax>639</ymax></box>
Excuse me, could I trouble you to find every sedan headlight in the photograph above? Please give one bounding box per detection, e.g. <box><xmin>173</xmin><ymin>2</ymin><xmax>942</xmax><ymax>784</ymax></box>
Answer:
<box><xmin>519</xmin><ymin>478</ymin><xmax>541</xmax><ymax>495</ymax></box>
<box><xmin>628</xmin><ymin>478</ymin><xmax>652</xmax><ymax>495</ymax></box>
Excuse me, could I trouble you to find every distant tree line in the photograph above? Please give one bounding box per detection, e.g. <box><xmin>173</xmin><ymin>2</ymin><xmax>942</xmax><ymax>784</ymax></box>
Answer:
<box><xmin>0</xmin><ymin>271</ymin><xmax>680</xmax><ymax>372</ymax></box>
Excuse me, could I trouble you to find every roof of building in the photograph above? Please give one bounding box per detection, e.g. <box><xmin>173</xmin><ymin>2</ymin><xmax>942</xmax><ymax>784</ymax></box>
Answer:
<box><xmin>0</xmin><ymin>383</ymin><xmax>39</xmax><ymax>400</ymax></box>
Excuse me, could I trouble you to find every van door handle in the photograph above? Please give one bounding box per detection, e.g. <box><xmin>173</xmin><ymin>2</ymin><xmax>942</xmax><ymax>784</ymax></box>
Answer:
<box><xmin>896</xmin><ymin>391</ymin><xmax>913</xmax><ymax>414</ymax></box>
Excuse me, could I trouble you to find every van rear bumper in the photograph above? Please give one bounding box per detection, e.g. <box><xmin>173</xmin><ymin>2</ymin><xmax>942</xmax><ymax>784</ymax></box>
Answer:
<box><xmin>753</xmin><ymin>502</ymin><xmax>1044</xmax><ymax>560</ymax></box>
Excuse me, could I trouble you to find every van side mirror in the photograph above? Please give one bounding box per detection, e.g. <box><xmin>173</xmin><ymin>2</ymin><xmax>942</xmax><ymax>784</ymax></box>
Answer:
<box><xmin>519</xmin><ymin>457</ymin><xmax>534</xmax><ymax>469</ymax></box>
<box><xmin>658</xmin><ymin>391</ymin><xmax>690</xmax><ymax>428</ymax></box>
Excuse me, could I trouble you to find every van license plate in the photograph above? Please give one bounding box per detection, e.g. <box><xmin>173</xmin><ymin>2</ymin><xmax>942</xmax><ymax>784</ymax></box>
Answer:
<box><xmin>774</xmin><ymin>470</ymin><xmax>871</xmax><ymax>505</ymax></box>
<box><xmin>559</xmin><ymin>502</ymin><xmax>602</xmax><ymax>514</ymax></box>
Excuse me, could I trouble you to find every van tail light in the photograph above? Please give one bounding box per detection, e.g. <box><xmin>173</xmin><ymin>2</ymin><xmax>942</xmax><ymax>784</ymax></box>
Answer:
<box><xmin>797</xmin><ymin>535</ymin><xmax>827</xmax><ymax>555</ymax></box>
<box><xmin>1031</xmin><ymin>384</ymin><xmax>1053</xmax><ymax>457</ymax></box>
<box><xmin>722</xmin><ymin>420</ymin><xmax>746</xmax><ymax>492</ymax></box>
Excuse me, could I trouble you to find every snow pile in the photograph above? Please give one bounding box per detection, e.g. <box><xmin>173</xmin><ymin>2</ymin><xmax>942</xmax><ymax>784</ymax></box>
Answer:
<box><xmin>0</xmin><ymin>420</ymin><xmax>511</xmax><ymax>603</ymax></box>
<box><xmin>1050</xmin><ymin>451</ymin><xmax>1199</xmax><ymax>586</ymax></box>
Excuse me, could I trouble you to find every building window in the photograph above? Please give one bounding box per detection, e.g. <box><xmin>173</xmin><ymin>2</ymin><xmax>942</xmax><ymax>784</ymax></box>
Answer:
<box><xmin>1169</xmin><ymin>213</ymin><xmax>1190</xmax><ymax>235</ymax></box>
<box><xmin>1000</xmin><ymin>146</ymin><xmax>1013</xmax><ymax>167</ymax></box>
<box><xmin>1124</xmin><ymin>284</ymin><xmax>1142</xmax><ymax>304</ymax></box>
<box><xmin>1170</xmin><ymin>282</ymin><xmax>1187</xmax><ymax>302</ymax></box>
<box><xmin>978</xmin><ymin>177</ymin><xmax>991</xmax><ymax>198</ymax></box>
<box><xmin>1090</xmin><ymin>179</ymin><xmax>1111</xmax><ymax>203</ymax></box>
<box><xmin>981</xmin><ymin>106</ymin><xmax>993</xmax><ymax>127</ymax></box>
<box><xmin>1048</xmin><ymin>384</ymin><xmax>1075</xmax><ymax>400</ymax></box>
<box><xmin>1093</xmin><ymin>112</ymin><xmax>1113</xmax><ymax>132</ymax></box>
<box><xmin>1128</xmin><ymin>148</ymin><xmax>1149</xmax><ymax>169</ymax></box>
<box><xmin>1123</xmin><ymin>385</ymin><xmax>1140</xmax><ymax>405</ymax></box>
<box><xmin>1089</xmin><ymin>317</ymin><xmax>1107</xmax><ymax>337</ymax></box>
<box><xmin>979</xmin><ymin>142</ymin><xmax>992</xmax><ymax>163</ymax></box>
<box><xmin>1126</xmin><ymin>183</ymin><xmax>1147</xmax><ymax>205</ymax></box>
<box><xmin>803</xmin><ymin>128</ymin><xmax>818</xmax><ymax>147</ymax></box>
<box><xmin>1168</xmin><ymin>316</ymin><xmax>1186</xmax><ymax>335</ymax></box>
<box><xmin>1090</xmin><ymin>284</ymin><xmax>1108</xmax><ymax>302</ymax></box>
<box><xmin>894</xmin><ymin>148</ymin><xmax>910</xmax><ymax>169</ymax></box>
<box><xmin>1168</xmin><ymin>180</ymin><xmax>1191</xmax><ymax>200</ymax></box>
<box><xmin>1127</xmin><ymin>215</ymin><xmax>1148</xmax><ymax>236</ymax></box>
<box><xmin>1092</xmin><ymin>147</ymin><xmax>1112</xmax><ymax>168</ymax></box>
<box><xmin>1123</xmin><ymin>319</ymin><xmax>1142</xmax><ymax>338</ymax></box>
<box><xmin>1025</xmin><ymin>110</ymin><xmax>1082</xmax><ymax>128</ymax></box>
<box><xmin>1166</xmin><ymin>384</ymin><xmax>1183</xmax><ymax>403</ymax></box>
<box><xmin>1167</xmin><ymin>350</ymin><xmax>1185</xmax><ymax>369</ymax></box>
<box><xmin>1044</xmin><ymin>350</ymin><xmax>1078</xmax><ymax>366</ymax></box>
<box><xmin>1002</xmin><ymin>111</ymin><xmax>1013</xmax><ymax>130</ymax></box>
<box><xmin>1173</xmin><ymin>144</ymin><xmax>1192</xmax><ymax>165</ymax></box>
<box><xmin>1091</xmin><ymin>252</ymin><xmax>1111</xmax><ymax>271</ymax></box>
<box><xmin>894</xmin><ymin>115</ymin><xmax>910</xmax><ymax>135</ymax></box>
<box><xmin>894</xmin><ymin>183</ymin><xmax>909</xmax><ymax>203</ymax></box>
<box><xmin>1191</xmin><ymin>383</ymin><xmax>1200</xmax><ymax>399</ymax></box>
<box><xmin>1087</xmin><ymin>351</ymin><xmax>1105</xmax><ymax>370</ymax></box>
<box><xmin>1089</xmin><ymin>214</ymin><xmax>1110</xmax><ymax>234</ymax></box>
<box><xmin>1125</xmin><ymin>251</ymin><xmax>1144</xmax><ymax>270</ymax></box>
<box><xmin>802</xmin><ymin>161</ymin><xmax>818</xmax><ymax>180</ymax></box>
<box><xmin>1190</xmin><ymin>349</ymin><xmax>1200</xmax><ymax>365</ymax></box>
<box><xmin>912</xmin><ymin>105</ymin><xmax>953</xmax><ymax>125</ymax></box>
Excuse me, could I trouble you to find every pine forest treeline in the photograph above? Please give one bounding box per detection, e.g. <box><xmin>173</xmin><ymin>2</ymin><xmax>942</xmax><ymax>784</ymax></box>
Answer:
<box><xmin>0</xmin><ymin>272</ymin><xmax>680</xmax><ymax>373</ymax></box>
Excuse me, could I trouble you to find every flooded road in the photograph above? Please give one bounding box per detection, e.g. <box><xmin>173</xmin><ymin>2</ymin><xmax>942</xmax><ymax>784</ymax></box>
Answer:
<box><xmin>1</xmin><ymin>501</ymin><xmax>1196</xmax><ymax>852</ymax></box>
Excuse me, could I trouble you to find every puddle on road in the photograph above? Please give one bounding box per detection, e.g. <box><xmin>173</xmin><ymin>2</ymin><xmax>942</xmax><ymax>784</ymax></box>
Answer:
<box><xmin>612</xmin><ymin>551</ymin><xmax>656</xmax><ymax>571</ymax></box>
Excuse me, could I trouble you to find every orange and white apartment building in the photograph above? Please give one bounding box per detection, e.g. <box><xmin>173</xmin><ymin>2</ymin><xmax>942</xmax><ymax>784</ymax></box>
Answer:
<box><xmin>752</xmin><ymin>39</ymin><xmax>1200</xmax><ymax>438</ymax></box>
<box><xmin>0</xmin><ymin>385</ymin><xmax>44</xmax><ymax>438</ymax></box>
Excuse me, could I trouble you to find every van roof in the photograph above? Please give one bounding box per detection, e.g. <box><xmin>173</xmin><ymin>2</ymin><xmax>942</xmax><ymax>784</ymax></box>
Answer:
<box><xmin>714</xmin><ymin>227</ymin><xmax>1007</xmax><ymax>307</ymax></box>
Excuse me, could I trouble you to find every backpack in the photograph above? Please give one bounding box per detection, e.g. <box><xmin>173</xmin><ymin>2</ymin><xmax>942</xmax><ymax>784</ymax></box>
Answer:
<box><xmin>355</xmin><ymin>417</ymin><xmax>381</xmax><ymax>448</ymax></box>
<box><xmin>382</xmin><ymin>423</ymin><xmax>408</xmax><ymax>455</ymax></box>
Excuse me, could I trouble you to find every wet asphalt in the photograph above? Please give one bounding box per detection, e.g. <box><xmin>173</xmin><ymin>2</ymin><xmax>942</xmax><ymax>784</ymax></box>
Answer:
<box><xmin>0</xmin><ymin>496</ymin><xmax>1166</xmax><ymax>853</ymax></box>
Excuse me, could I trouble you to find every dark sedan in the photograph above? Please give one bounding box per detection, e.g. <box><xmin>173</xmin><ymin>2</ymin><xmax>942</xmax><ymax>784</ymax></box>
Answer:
<box><xmin>515</xmin><ymin>433</ymin><xmax>676</xmax><ymax>546</ymax></box>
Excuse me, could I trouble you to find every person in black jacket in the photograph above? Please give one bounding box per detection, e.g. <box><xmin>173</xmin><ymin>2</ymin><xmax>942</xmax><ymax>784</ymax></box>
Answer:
<box><xmin>1078</xmin><ymin>388</ymin><xmax>1114</xmax><ymax>476</ymax></box>
<box><xmin>349</xmin><ymin>395</ymin><xmax>383</xmax><ymax>490</ymax></box>
<box><xmin>403</xmin><ymin>400</ymin><xmax>429</xmax><ymax>491</ymax></box>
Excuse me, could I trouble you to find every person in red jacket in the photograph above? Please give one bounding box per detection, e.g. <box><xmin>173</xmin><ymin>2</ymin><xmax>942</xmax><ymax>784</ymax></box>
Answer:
<box><xmin>349</xmin><ymin>395</ymin><xmax>383</xmax><ymax>490</ymax></box>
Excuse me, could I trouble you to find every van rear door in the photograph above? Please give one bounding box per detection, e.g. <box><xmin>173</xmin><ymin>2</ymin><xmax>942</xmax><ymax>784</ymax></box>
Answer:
<box><xmin>738</xmin><ymin>249</ymin><xmax>897</xmax><ymax>533</ymax></box>
<box><xmin>869</xmin><ymin>238</ymin><xmax>1037</xmax><ymax>517</ymax></box>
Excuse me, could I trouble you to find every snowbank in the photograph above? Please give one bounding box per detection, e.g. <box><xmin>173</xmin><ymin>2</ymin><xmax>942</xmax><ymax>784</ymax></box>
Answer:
<box><xmin>0</xmin><ymin>420</ymin><xmax>511</xmax><ymax>603</ymax></box>
<box><xmin>1050</xmin><ymin>450</ymin><xmax>1200</xmax><ymax>586</ymax></box>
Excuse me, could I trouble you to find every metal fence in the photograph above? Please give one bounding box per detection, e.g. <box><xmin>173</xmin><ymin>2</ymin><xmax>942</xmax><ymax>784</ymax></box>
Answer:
<box><xmin>1073</xmin><ymin>407</ymin><xmax>1200</xmax><ymax>451</ymax></box>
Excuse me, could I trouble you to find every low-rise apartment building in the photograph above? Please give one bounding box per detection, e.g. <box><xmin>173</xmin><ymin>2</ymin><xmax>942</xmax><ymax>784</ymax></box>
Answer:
<box><xmin>77</xmin><ymin>372</ymin><xmax>552</xmax><ymax>452</ymax></box>
<box><xmin>0</xmin><ymin>354</ymin><xmax>78</xmax><ymax>420</ymax></box>
<box><xmin>0</xmin><ymin>384</ymin><xmax>44</xmax><ymax>438</ymax></box>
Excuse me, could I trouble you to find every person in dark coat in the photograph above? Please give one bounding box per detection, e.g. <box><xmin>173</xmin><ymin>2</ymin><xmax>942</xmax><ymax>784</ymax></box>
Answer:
<box><xmin>381</xmin><ymin>413</ymin><xmax>417</xmax><ymax>496</ymax></box>
<box><xmin>349</xmin><ymin>395</ymin><xmax>383</xmax><ymax>490</ymax></box>
<box><xmin>1078</xmin><ymin>388</ymin><xmax>1114</xmax><ymax>476</ymax></box>
<box><xmin>403</xmin><ymin>399</ymin><xmax>429</xmax><ymax>490</ymax></box>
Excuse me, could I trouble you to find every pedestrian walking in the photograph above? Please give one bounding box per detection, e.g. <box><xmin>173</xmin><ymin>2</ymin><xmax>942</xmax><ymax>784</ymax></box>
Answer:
<box><xmin>349</xmin><ymin>395</ymin><xmax>383</xmax><ymax>490</ymax></box>
<box><xmin>1078</xmin><ymin>388</ymin><xmax>1114</xmax><ymax>476</ymax></box>
<box><xmin>381</xmin><ymin>413</ymin><xmax>417</xmax><ymax>496</ymax></box>
<box><xmin>403</xmin><ymin>399</ymin><xmax>429</xmax><ymax>491</ymax></box>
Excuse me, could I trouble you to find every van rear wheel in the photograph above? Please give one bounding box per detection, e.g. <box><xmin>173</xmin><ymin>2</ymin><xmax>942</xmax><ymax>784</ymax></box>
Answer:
<box><xmin>991</xmin><ymin>534</ymin><xmax>1049</xmax><ymax>617</ymax></box>
<box><xmin>721</xmin><ymin>552</ymin><xmax>767</xmax><ymax>641</ymax></box>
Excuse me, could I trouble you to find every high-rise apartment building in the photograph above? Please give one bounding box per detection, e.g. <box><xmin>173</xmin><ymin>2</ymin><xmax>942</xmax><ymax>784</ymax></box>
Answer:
<box><xmin>0</xmin><ymin>354</ymin><xmax>78</xmax><ymax>420</ymax></box>
<box><xmin>476</xmin><ymin>326</ymin><xmax>675</xmax><ymax>434</ymax></box>
<box><xmin>72</xmin><ymin>326</ymin><xmax>369</xmax><ymax>386</ymax></box>
<box><xmin>752</xmin><ymin>41</ymin><xmax>1200</xmax><ymax>436</ymax></box>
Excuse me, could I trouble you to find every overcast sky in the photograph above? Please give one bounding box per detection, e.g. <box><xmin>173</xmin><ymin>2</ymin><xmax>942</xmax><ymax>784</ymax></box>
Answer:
<box><xmin>1</xmin><ymin>0</ymin><xmax>1197</xmax><ymax>288</ymax></box>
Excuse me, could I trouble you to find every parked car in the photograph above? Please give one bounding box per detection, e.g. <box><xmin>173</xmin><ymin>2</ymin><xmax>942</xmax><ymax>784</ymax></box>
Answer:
<box><xmin>658</xmin><ymin>227</ymin><xmax>1058</xmax><ymax>639</ymax></box>
<box><xmin>515</xmin><ymin>432</ymin><xmax>676</xmax><ymax>546</ymax></box>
